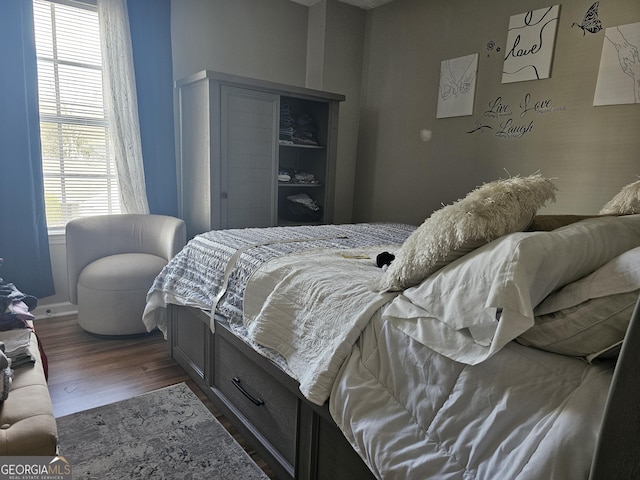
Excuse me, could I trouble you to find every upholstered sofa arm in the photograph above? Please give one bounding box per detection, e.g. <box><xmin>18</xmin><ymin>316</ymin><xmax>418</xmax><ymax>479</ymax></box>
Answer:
<box><xmin>0</xmin><ymin>333</ymin><xmax>57</xmax><ymax>456</ymax></box>
<box><xmin>66</xmin><ymin>214</ymin><xmax>186</xmax><ymax>305</ymax></box>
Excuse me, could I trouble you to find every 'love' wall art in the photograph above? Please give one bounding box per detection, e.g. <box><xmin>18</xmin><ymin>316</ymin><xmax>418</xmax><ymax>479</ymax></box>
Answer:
<box><xmin>502</xmin><ymin>5</ymin><xmax>560</xmax><ymax>83</ymax></box>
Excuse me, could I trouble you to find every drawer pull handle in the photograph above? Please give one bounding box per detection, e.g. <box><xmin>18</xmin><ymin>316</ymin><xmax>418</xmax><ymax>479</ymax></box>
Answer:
<box><xmin>231</xmin><ymin>377</ymin><xmax>265</xmax><ymax>406</ymax></box>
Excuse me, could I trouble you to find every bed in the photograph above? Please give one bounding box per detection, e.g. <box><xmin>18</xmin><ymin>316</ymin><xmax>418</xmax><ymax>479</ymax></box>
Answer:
<box><xmin>143</xmin><ymin>175</ymin><xmax>640</xmax><ymax>480</ymax></box>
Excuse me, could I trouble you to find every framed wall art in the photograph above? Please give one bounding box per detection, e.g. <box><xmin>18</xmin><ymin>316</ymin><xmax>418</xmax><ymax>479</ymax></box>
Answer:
<box><xmin>436</xmin><ymin>53</ymin><xmax>479</xmax><ymax>118</ymax></box>
<box><xmin>594</xmin><ymin>21</ymin><xmax>640</xmax><ymax>105</ymax></box>
<box><xmin>502</xmin><ymin>5</ymin><xmax>560</xmax><ymax>83</ymax></box>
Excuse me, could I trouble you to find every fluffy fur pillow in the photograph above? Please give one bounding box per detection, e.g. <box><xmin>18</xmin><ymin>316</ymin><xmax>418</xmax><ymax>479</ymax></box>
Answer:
<box><xmin>600</xmin><ymin>179</ymin><xmax>640</xmax><ymax>215</ymax></box>
<box><xmin>376</xmin><ymin>174</ymin><xmax>557</xmax><ymax>291</ymax></box>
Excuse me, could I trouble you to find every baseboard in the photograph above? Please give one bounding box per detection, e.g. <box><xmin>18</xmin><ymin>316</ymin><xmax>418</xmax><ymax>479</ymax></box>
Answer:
<box><xmin>33</xmin><ymin>301</ymin><xmax>77</xmax><ymax>320</ymax></box>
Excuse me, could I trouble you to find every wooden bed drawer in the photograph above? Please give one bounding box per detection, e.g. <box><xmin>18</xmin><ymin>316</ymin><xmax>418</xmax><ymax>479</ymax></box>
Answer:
<box><xmin>214</xmin><ymin>333</ymin><xmax>298</xmax><ymax>464</ymax></box>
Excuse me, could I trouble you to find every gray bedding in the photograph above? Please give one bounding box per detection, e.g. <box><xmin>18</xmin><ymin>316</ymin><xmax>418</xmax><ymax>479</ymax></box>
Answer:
<box><xmin>143</xmin><ymin>222</ymin><xmax>414</xmax><ymax>339</ymax></box>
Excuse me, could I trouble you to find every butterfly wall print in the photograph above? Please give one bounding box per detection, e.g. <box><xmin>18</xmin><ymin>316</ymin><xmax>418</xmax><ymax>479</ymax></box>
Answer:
<box><xmin>572</xmin><ymin>1</ymin><xmax>603</xmax><ymax>35</ymax></box>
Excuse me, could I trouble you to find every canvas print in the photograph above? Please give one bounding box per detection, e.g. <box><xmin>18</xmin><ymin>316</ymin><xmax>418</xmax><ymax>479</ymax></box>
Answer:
<box><xmin>502</xmin><ymin>5</ymin><xmax>560</xmax><ymax>83</ymax></box>
<box><xmin>594</xmin><ymin>22</ymin><xmax>640</xmax><ymax>106</ymax></box>
<box><xmin>436</xmin><ymin>53</ymin><xmax>478</xmax><ymax>119</ymax></box>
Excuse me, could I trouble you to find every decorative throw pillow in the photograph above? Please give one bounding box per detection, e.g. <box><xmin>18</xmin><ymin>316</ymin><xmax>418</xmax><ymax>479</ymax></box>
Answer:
<box><xmin>600</xmin><ymin>179</ymin><xmax>640</xmax><ymax>215</ymax></box>
<box><xmin>376</xmin><ymin>174</ymin><xmax>557</xmax><ymax>291</ymax></box>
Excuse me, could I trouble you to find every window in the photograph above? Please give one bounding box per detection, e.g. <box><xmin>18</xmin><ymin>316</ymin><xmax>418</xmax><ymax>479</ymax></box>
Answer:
<box><xmin>33</xmin><ymin>0</ymin><xmax>121</xmax><ymax>232</ymax></box>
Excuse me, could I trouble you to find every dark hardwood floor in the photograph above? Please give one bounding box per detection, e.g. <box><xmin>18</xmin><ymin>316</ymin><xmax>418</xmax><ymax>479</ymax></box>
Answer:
<box><xmin>34</xmin><ymin>314</ymin><xmax>276</xmax><ymax>479</ymax></box>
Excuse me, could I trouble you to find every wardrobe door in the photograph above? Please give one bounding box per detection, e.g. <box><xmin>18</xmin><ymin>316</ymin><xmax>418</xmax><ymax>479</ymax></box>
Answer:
<box><xmin>220</xmin><ymin>86</ymin><xmax>278</xmax><ymax>229</ymax></box>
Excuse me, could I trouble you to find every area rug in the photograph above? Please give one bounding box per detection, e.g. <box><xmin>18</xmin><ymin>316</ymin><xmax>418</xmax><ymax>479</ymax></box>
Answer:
<box><xmin>56</xmin><ymin>382</ymin><xmax>269</xmax><ymax>479</ymax></box>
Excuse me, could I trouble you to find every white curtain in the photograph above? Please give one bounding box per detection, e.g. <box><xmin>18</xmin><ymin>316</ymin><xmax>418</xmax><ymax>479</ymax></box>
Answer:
<box><xmin>97</xmin><ymin>0</ymin><xmax>150</xmax><ymax>214</ymax></box>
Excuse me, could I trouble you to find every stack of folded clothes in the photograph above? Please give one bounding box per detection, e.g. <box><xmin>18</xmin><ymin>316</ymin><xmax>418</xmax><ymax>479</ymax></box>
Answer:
<box><xmin>1</xmin><ymin>328</ymin><xmax>34</xmax><ymax>368</ymax></box>
<box><xmin>292</xmin><ymin>172</ymin><xmax>319</xmax><ymax>184</ymax></box>
<box><xmin>0</xmin><ymin>343</ymin><xmax>11</xmax><ymax>402</ymax></box>
<box><xmin>278</xmin><ymin>170</ymin><xmax>320</xmax><ymax>184</ymax></box>
<box><xmin>0</xmin><ymin>259</ymin><xmax>39</xmax><ymax>377</ymax></box>
<box><xmin>279</xmin><ymin>104</ymin><xmax>320</xmax><ymax>146</ymax></box>
<box><xmin>279</xmin><ymin>103</ymin><xmax>295</xmax><ymax>143</ymax></box>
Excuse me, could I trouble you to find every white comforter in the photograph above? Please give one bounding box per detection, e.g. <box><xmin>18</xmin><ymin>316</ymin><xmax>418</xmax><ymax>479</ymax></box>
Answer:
<box><xmin>243</xmin><ymin>246</ymin><xmax>399</xmax><ymax>405</ymax></box>
<box><xmin>330</xmin><ymin>310</ymin><xmax>614</xmax><ymax>480</ymax></box>
<box><xmin>240</xmin><ymin>245</ymin><xmax>614</xmax><ymax>478</ymax></box>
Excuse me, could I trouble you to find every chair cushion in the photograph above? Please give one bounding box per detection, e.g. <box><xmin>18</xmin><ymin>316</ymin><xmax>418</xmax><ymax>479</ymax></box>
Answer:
<box><xmin>77</xmin><ymin>253</ymin><xmax>167</xmax><ymax>335</ymax></box>
<box><xmin>79</xmin><ymin>253</ymin><xmax>167</xmax><ymax>292</ymax></box>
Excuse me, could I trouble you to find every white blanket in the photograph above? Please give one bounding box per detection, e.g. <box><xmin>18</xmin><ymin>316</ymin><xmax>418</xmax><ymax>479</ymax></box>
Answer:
<box><xmin>243</xmin><ymin>246</ymin><xmax>398</xmax><ymax>405</ymax></box>
<box><xmin>330</xmin><ymin>311</ymin><xmax>614</xmax><ymax>479</ymax></box>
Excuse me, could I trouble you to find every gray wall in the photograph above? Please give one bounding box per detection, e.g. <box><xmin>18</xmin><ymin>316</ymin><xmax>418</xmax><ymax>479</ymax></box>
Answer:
<box><xmin>307</xmin><ymin>1</ymin><xmax>366</xmax><ymax>222</ymax></box>
<box><xmin>171</xmin><ymin>0</ymin><xmax>365</xmax><ymax>223</ymax></box>
<box><xmin>170</xmin><ymin>0</ymin><xmax>640</xmax><ymax>228</ymax></box>
<box><xmin>354</xmin><ymin>0</ymin><xmax>640</xmax><ymax>225</ymax></box>
<box><xmin>171</xmin><ymin>0</ymin><xmax>308</xmax><ymax>84</ymax></box>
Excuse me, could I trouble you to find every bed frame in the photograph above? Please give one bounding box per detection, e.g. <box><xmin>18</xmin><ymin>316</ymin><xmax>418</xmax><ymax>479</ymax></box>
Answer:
<box><xmin>166</xmin><ymin>305</ymin><xmax>375</xmax><ymax>480</ymax></box>
<box><xmin>166</xmin><ymin>297</ymin><xmax>640</xmax><ymax>480</ymax></box>
<box><xmin>588</xmin><ymin>296</ymin><xmax>640</xmax><ymax>480</ymax></box>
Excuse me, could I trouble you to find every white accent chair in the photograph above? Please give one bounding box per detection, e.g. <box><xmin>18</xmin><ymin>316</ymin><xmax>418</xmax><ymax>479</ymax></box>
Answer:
<box><xmin>66</xmin><ymin>214</ymin><xmax>186</xmax><ymax>336</ymax></box>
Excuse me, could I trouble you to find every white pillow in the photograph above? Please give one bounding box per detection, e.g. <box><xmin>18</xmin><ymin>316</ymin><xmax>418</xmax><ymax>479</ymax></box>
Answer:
<box><xmin>383</xmin><ymin>215</ymin><xmax>640</xmax><ymax>365</ymax></box>
<box><xmin>535</xmin><ymin>245</ymin><xmax>640</xmax><ymax>315</ymax></box>
<box><xmin>376</xmin><ymin>174</ymin><xmax>557</xmax><ymax>291</ymax></box>
<box><xmin>517</xmin><ymin>246</ymin><xmax>640</xmax><ymax>360</ymax></box>
<box><xmin>600</xmin><ymin>179</ymin><xmax>640</xmax><ymax>215</ymax></box>
<box><xmin>518</xmin><ymin>291</ymin><xmax>638</xmax><ymax>361</ymax></box>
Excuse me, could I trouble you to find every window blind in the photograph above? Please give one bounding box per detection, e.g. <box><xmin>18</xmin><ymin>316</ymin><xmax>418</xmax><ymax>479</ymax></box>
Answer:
<box><xmin>33</xmin><ymin>0</ymin><xmax>121</xmax><ymax>232</ymax></box>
